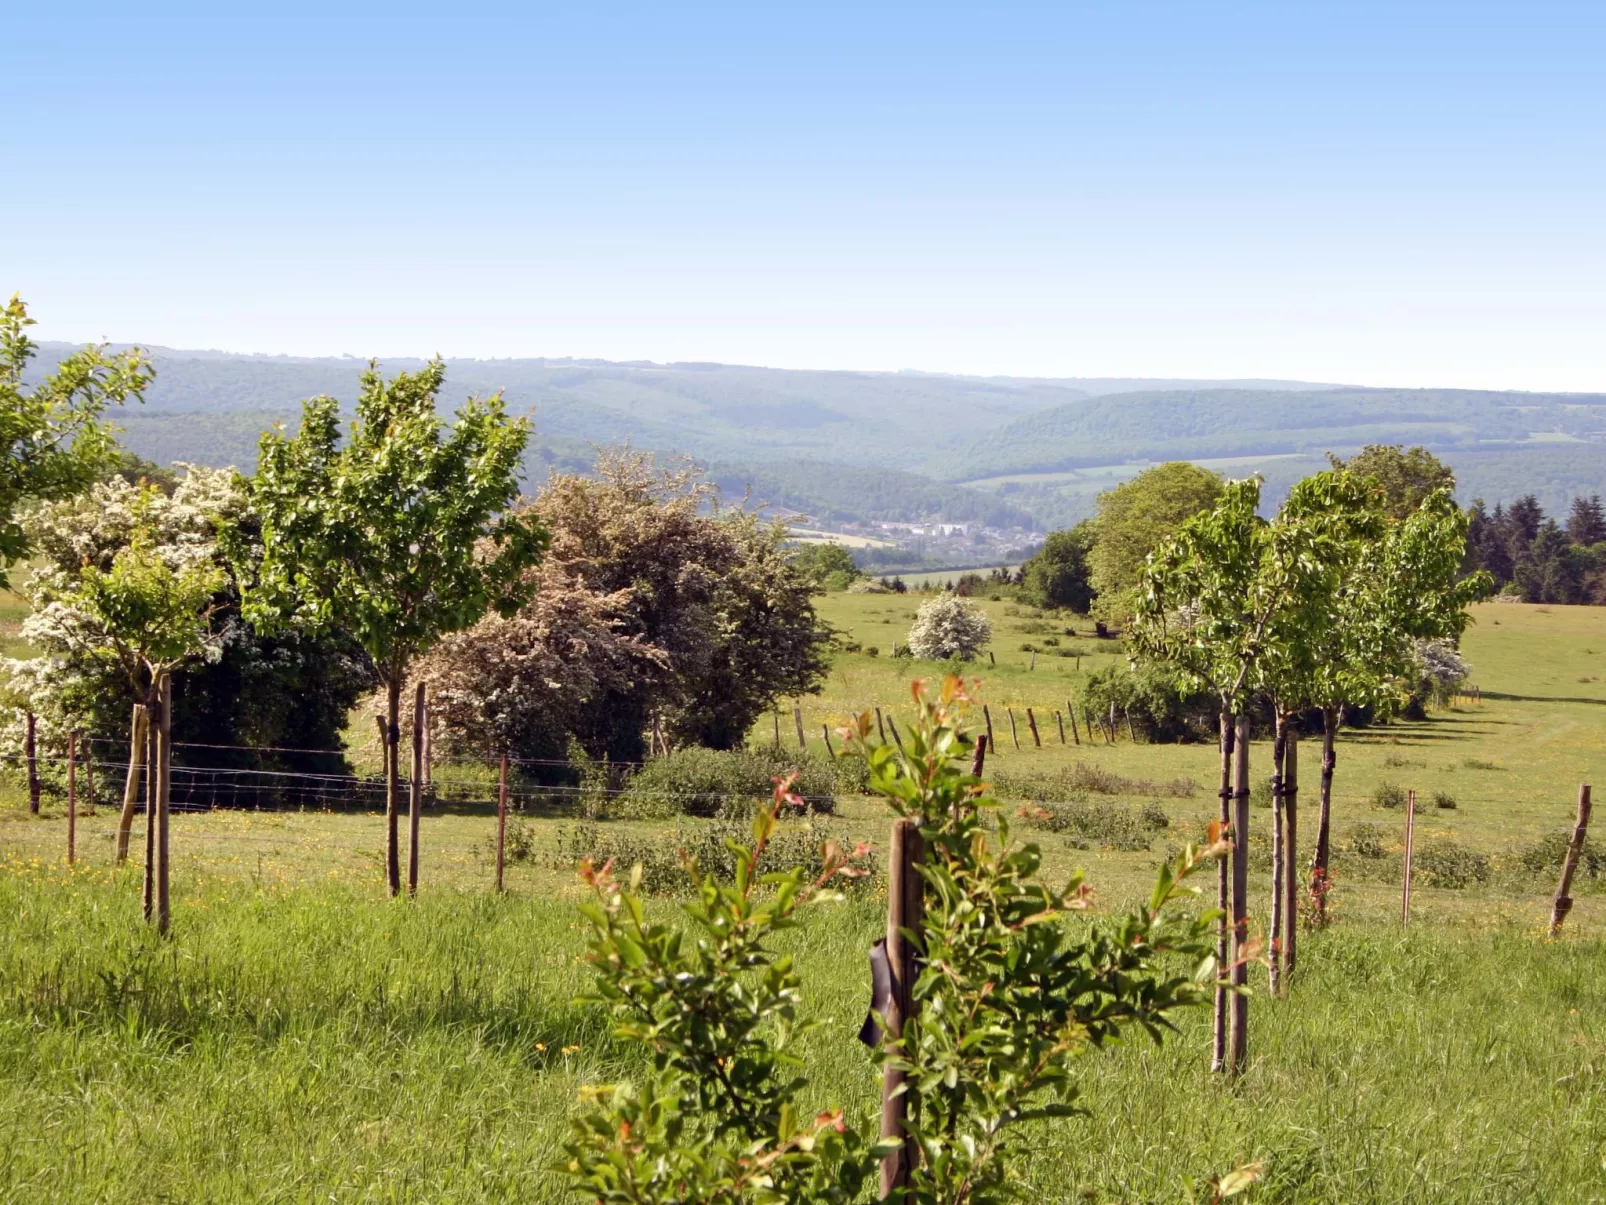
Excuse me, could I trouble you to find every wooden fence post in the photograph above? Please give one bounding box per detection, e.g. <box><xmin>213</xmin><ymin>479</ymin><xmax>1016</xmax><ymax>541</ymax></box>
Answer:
<box><xmin>886</xmin><ymin>714</ymin><xmax>905</xmax><ymax>753</ymax></box>
<box><xmin>154</xmin><ymin>674</ymin><xmax>172</xmax><ymax>936</ymax></box>
<box><xmin>408</xmin><ymin>681</ymin><xmax>425</xmax><ymax>897</ymax></box>
<box><xmin>988</xmin><ymin>650</ymin><xmax>995</xmax><ymax>666</ymax></box>
<box><xmin>1056</xmin><ymin>711</ymin><xmax>1066</xmax><ymax>745</ymax></box>
<box><xmin>143</xmin><ymin>700</ymin><xmax>158</xmax><ymax>921</ymax></box>
<box><xmin>84</xmin><ymin>739</ymin><xmax>95</xmax><ymax>816</ymax></box>
<box><xmin>1283</xmin><ymin>730</ymin><xmax>1299</xmax><ymax>980</ymax></box>
<box><xmin>422</xmin><ymin>692</ymin><xmax>433</xmax><ymax>789</ymax></box>
<box><xmin>773</xmin><ymin>711</ymin><xmax>781</xmax><ymax>748</ymax></box>
<box><xmin>1026</xmin><ymin>708</ymin><xmax>1041</xmax><ymax>748</ymax></box>
<box><xmin>496</xmin><ymin>751</ymin><xmax>509</xmax><ymax>893</ymax></box>
<box><xmin>982</xmin><ymin>705</ymin><xmax>995</xmax><ymax>752</ymax></box>
<box><xmin>25</xmin><ymin>711</ymin><xmax>39</xmax><ymax>815</ymax></box>
<box><xmin>794</xmin><ymin>706</ymin><xmax>806</xmax><ymax>750</ymax></box>
<box><xmin>971</xmin><ymin>733</ymin><xmax>987</xmax><ymax>779</ymax></box>
<box><xmin>67</xmin><ymin>730</ymin><xmax>78</xmax><ymax>864</ymax></box>
<box><xmin>1549</xmin><ymin>784</ymin><xmax>1593</xmax><ymax>937</ymax></box>
<box><xmin>876</xmin><ymin>707</ymin><xmax>887</xmax><ymax>743</ymax></box>
<box><xmin>1007</xmin><ymin>709</ymin><xmax>1020</xmax><ymax>751</ymax></box>
<box><xmin>822</xmin><ymin>724</ymin><xmax>837</xmax><ymax>759</ymax></box>
<box><xmin>1227</xmin><ymin>714</ymin><xmax>1251</xmax><ymax>1078</ymax></box>
<box><xmin>1401</xmin><ymin>789</ymin><xmax>1417</xmax><ymax>926</ymax></box>
<box><xmin>1067</xmin><ymin>700</ymin><xmax>1080</xmax><ymax>745</ymax></box>
<box><xmin>1125</xmin><ymin>708</ymin><xmax>1137</xmax><ymax>744</ymax></box>
<box><xmin>1029</xmin><ymin>649</ymin><xmax>1036</xmax><ymax>672</ymax></box>
<box><xmin>880</xmin><ymin>817</ymin><xmax>925</xmax><ymax>1199</ymax></box>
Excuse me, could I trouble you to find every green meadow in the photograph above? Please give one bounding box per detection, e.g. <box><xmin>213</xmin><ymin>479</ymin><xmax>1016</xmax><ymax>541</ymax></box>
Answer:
<box><xmin>2</xmin><ymin>600</ymin><xmax>1605</xmax><ymax>1201</ymax></box>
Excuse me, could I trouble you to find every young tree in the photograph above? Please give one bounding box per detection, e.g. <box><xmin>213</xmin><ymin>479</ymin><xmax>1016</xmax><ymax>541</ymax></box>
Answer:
<box><xmin>1567</xmin><ymin>495</ymin><xmax>1606</xmax><ymax>548</ymax></box>
<box><xmin>1</xmin><ymin>295</ymin><xmax>152</xmax><ymax>585</ymax></box>
<box><xmin>1130</xmin><ymin>476</ymin><xmax>1337</xmax><ymax>1073</ymax></box>
<box><xmin>562</xmin><ymin>679</ymin><xmax>1222</xmax><ymax>1204</ymax></box>
<box><xmin>1326</xmin><ymin>444</ymin><xmax>1454</xmax><ymax>519</ymax></box>
<box><xmin>788</xmin><ymin>541</ymin><xmax>862</xmax><ymax>587</ymax></box>
<box><xmin>242</xmin><ymin>360</ymin><xmax>545</xmax><ymax>896</ymax></box>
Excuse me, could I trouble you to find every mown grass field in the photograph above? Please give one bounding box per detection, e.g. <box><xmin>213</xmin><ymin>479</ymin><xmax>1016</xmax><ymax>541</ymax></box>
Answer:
<box><xmin>2</xmin><ymin>600</ymin><xmax>1605</xmax><ymax>1201</ymax></box>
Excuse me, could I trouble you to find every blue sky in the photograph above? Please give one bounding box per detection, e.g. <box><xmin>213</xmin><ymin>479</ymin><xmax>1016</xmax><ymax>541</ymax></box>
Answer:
<box><xmin>7</xmin><ymin>2</ymin><xmax>1604</xmax><ymax>388</ymax></box>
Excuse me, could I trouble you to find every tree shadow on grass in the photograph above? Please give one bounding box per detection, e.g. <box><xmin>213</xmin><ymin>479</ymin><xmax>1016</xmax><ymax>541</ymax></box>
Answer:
<box><xmin>1480</xmin><ymin>691</ymin><xmax>1606</xmax><ymax>707</ymax></box>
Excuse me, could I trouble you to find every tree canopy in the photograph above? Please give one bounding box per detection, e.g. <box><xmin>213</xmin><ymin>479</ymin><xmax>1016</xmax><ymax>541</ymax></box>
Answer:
<box><xmin>1088</xmin><ymin>462</ymin><xmax>1223</xmax><ymax>627</ymax></box>
<box><xmin>1327</xmin><ymin>444</ymin><xmax>1455</xmax><ymax>520</ymax></box>
<box><xmin>1018</xmin><ymin>524</ymin><xmax>1094</xmax><ymax>611</ymax></box>
<box><xmin>0</xmin><ymin>295</ymin><xmax>153</xmax><ymax>585</ymax></box>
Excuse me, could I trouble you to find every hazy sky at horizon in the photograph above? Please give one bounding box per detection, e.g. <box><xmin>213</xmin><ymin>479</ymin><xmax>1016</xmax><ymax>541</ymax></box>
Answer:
<box><xmin>7</xmin><ymin>2</ymin><xmax>1604</xmax><ymax>389</ymax></box>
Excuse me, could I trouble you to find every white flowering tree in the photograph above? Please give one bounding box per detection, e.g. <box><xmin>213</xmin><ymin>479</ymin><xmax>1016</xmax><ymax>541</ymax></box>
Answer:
<box><xmin>906</xmin><ymin>596</ymin><xmax>992</xmax><ymax>661</ymax></box>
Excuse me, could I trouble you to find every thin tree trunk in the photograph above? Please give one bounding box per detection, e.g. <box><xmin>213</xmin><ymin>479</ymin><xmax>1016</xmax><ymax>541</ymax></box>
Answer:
<box><xmin>495</xmin><ymin>751</ymin><xmax>509</xmax><ymax>893</ymax></box>
<box><xmin>142</xmin><ymin>693</ymin><xmax>157</xmax><ymax>921</ymax></box>
<box><xmin>67</xmin><ymin>730</ymin><xmax>77</xmax><ymax>864</ymax></box>
<box><xmin>155</xmin><ymin>673</ymin><xmax>172</xmax><ymax>936</ymax></box>
<box><xmin>408</xmin><ymin>680</ymin><xmax>425</xmax><ymax>897</ymax></box>
<box><xmin>1268</xmin><ymin>712</ymin><xmax>1287</xmax><ymax>998</ymax></box>
<box><xmin>116</xmin><ymin>704</ymin><xmax>149</xmax><ymax>865</ymax></box>
<box><xmin>1228</xmin><ymin>714</ymin><xmax>1251</xmax><ymax>1079</ymax></box>
<box><xmin>1284</xmin><ymin>726</ymin><xmax>1300</xmax><ymax>980</ymax></box>
<box><xmin>25</xmin><ymin>712</ymin><xmax>39</xmax><ymax>814</ymax></box>
<box><xmin>1309</xmin><ymin>706</ymin><xmax>1339</xmax><ymax>924</ymax></box>
<box><xmin>1212</xmin><ymin>708</ymin><xmax>1234</xmax><ymax>1074</ymax></box>
<box><xmin>386</xmin><ymin>677</ymin><xmax>402</xmax><ymax>897</ymax></box>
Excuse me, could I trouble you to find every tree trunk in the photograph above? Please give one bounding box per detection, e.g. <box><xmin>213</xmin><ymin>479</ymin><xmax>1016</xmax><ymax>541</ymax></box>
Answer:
<box><xmin>154</xmin><ymin>673</ymin><xmax>172</xmax><ymax>936</ymax></box>
<box><xmin>1268</xmin><ymin>712</ymin><xmax>1287</xmax><ymax>998</ymax></box>
<box><xmin>1283</xmin><ymin>726</ymin><xmax>1300</xmax><ymax>981</ymax></box>
<box><xmin>1228</xmin><ymin>714</ymin><xmax>1251</xmax><ymax>1079</ymax></box>
<box><xmin>1309</xmin><ymin>706</ymin><xmax>1339</xmax><ymax>924</ymax></box>
<box><xmin>116</xmin><ymin>704</ymin><xmax>149</xmax><ymax>865</ymax></box>
<box><xmin>386</xmin><ymin>676</ymin><xmax>402</xmax><ymax>897</ymax></box>
<box><xmin>408</xmin><ymin>681</ymin><xmax>425</xmax><ymax>897</ymax></box>
<box><xmin>142</xmin><ymin>693</ymin><xmax>157</xmax><ymax>921</ymax></box>
<box><xmin>1212</xmin><ymin>708</ymin><xmax>1234</xmax><ymax>1074</ymax></box>
<box><xmin>25</xmin><ymin>712</ymin><xmax>40</xmax><ymax>814</ymax></box>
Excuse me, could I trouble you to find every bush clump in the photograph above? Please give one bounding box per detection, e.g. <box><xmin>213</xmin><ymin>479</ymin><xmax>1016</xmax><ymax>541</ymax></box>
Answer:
<box><xmin>1350</xmin><ymin>823</ymin><xmax>1388</xmax><ymax>859</ymax></box>
<box><xmin>992</xmin><ymin>761</ymin><xmax>1195</xmax><ymax>800</ymax></box>
<box><xmin>1017</xmin><ymin>799</ymin><xmax>1169</xmax><ymax>851</ymax></box>
<box><xmin>615</xmin><ymin>746</ymin><xmax>836</xmax><ymax>819</ymax></box>
<box><xmin>1413</xmin><ymin>839</ymin><xmax>1491</xmax><ymax>889</ymax></box>
<box><xmin>1078</xmin><ymin>663</ymin><xmax>1220</xmax><ymax>743</ymax></box>
<box><xmin>550</xmin><ymin>816</ymin><xmax>876</xmax><ymax>895</ymax></box>
<box><xmin>1372</xmin><ymin>781</ymin><xmax>1423</xmax><ymax>812</ymax></box>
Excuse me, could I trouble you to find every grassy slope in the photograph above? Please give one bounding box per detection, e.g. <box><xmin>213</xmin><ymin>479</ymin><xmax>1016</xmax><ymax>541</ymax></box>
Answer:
<box><xmin>2</xmin><ymin>600</ymin><xmax>1606</xmax><ymax>1201</ymax></box>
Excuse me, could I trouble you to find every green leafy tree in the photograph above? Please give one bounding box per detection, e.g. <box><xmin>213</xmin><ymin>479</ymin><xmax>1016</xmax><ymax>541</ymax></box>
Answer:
<box><xmin>562</xmin><ymin>679</ymin><xmax>1222</xmax><ymax>1204</ymax></box>
<box><xmin>1018</xmin><ymin>523</ymin><xmax>1094</xmax><ymax>611</ymax></box>
<box><xmin>241</xmin><ymin>359</ymin><xmax>546</xmax><ymax>896</ymax></box>
<box><xmin>0</xmin><ymin>295</ymin><xmax>153</xmax><ymax>584</ymax></box>
<box><xmin>1087</xmin><ymin>462</ymin><xmax>1222</xmax><ymax>628</ymax></box>
<box><xmin>1326</xmin><ymin>444</ymin><xmax>1454</xmax><ymax>519</ymax></box>
<box><xmin>788</xmin><ymin>541</ymin><xmax>862</xmax><ymax>588</ymax></box>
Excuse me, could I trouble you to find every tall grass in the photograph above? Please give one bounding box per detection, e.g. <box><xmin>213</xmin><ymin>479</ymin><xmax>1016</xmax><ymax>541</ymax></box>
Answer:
<box><xmin>3</xmin><ymin>862</ymin><xmax>1604</xmax><ymax>1201</ymax></box>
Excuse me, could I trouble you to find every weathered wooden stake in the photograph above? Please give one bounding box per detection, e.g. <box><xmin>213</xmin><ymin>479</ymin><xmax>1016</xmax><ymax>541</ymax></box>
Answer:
<box><xmin>1401</xmin><ymin>788</ymin><xmax>1417</xmax><ymax>926</ymax></box>
<box><xmin>142</xmin><ymin>704</ymin><xmax>157</xmax><ymax>921</ymax></box>
<box><xmin>1268</xmin><ymin>717</ymin><xmax>1287</xmax><ymax>998</ymax></box>
<box><xmin>880</xmin><ymin>817</ymin><xmax>925</xmax><ymax>1199</ymax></box>
<box><xmin>154</xmin><ymin>674</ymin><xmax>172</xmax><ymax>936</ymax></box>
<box><xmin>773</xmin><ymin>710</ymin><xmax>781</xmax><ymax>747</ymax></box>
<box><xmin>1549</xmin><ymin>784</ymin><xmax>1593</xmax><ymax>937</ymax></box>
<box><xmin>794</xmin><ymin>706</ymin><xmax>806</xmax><ymax>750</ymax></box>
<box><xmin>25</xmin><ymin>711</ymin><xmax>39</xmax><ymax>814</ymax></box>
<box><xmin>1212</xmin><ymin>711</ymin><xmax>1234</xmax><ymax>1074</ymax></box>
<box><xmin>875</xmin><ymin>707</ymin><xmax>887</xmax><ymax>743</ymax></box>
<box><xmin>1026</xmin><ymin>707</ymin><xmax>1041</xmax><ymax>747</ymax></box>
<box><xmin>971</xmin><ymin>733</ymin><xmax>987</xmax><ymax>779</ymax></box>
<box><xmin>1283</xmin><ymin>729</ymin><xmax>1299</xmax><ymax>979</ymax></box>
<box><xmin>1007</xmin><ymin>708</ymin><xmax>1020</xmax><ymax>751</ymax></box>
<box><xmin>1029</xmin><ymin>649</ymin><xmax>1036</xmax><ymax>671</ymax></box>
<box><xmin>886</xmin><ymin>714</ymin><xmax>905</xmax><ymax>753</ymax></box>
<box><xmin>1056</xmin><ymin>711</ymin><xmax>1066</xmax><ymax>744</ymax></box>
<box><xmin>988</xmin><ymin>650</ymin><xmax>995</xmax><ymax>666</ymax></box>
<box><xmin>1125</xmin><ymin>708</ymin><xmax>1137</xmax><ymax>743</ymax></box>
<box><xmin>822</xmin><ymin>724</ymin><xmax>837</xmax><ymax>759</ymax></box>
<box><xmin>1227</xmin><ymin>714</ymin><xmax>1250</xmax><ymax>1079</ymax></box>
<box><xmin>67</xmin><ymin>730</ymin><xmax>78</xmax><ymax>864</ymax></box>
<box><xmin>495</xmin><ymin>751</ymin><xmax>509</xmax><ymax>893</ymax></box>
<box><xmin>1067</xmin><ymin>699</ymin><xmax>1080</xmax><ymax>745</ymax></box>
<box><xmin>982</xmin><ymin>705</ymin><xmax>995</xmax><ymax>751</ymax></box>
<box><xmin>408</xmin><ymin>682</ymin><xmax>425</xmax><ymax>896</ymax></box>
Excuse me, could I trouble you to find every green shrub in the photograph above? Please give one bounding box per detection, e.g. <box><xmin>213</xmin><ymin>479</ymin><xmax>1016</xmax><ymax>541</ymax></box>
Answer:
<box><xmin>1372</xmin><ymin>781</ymin><xmax>1421</xmax><ymax>811</ymax></box>
<box><xmin>1250</xmin><ymin>776</ymin><xmax>1276</xmax><ymax>810</ymax></box>
<box><xmin>615</xmin><ymin>747</ymin><xmax>835</xmax><ymax>819</ymax></box>
<box><xmin>992</xmin><ymin>761</ymin><xmax>1195</xmax><ymax>800</ymax></box>
<box><xmin>1518</xmin><ymin>831</ymin><xmax>1606</xmax><ymax>879</ymax></box>
<box><xmin>1079</xmin><ymin>663</ymin><xmax>1219</xmax><ymax>743</ymax></box>
<box><xmin>1432</xmin><ymin>790</ymin><xmax>1457</xmax><ymax>810</ymax></box>
<box><xmin>1350</xmin><ymin>823</ymin><xmax>1388</xmax><ymax>859</ymax></box>
<box><xmin>1413</xmin><ymin>839</ymin><xmax>1490</xmax><ymax>889</ymax></box>
<box><xmin>1016</xmin><ymin>799</ymin><xmax>1169</xmax><ymax>851</ymax></box>
<box><xmin>550</xmin><ymin>815</ymin><xmax>875</xmax><ymax>896</ymax></box>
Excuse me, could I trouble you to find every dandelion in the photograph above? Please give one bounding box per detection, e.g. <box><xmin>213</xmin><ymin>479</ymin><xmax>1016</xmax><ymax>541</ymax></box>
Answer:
<box><xmin>561</xmin><ymin>1044</ymin><xmax>580</xmax><ymax>1056</ymax></box>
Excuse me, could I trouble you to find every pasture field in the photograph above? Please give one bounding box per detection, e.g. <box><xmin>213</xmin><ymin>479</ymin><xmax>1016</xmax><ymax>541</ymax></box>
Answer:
<box><xmin>2</xmin><ymin>600</ymin><xmax>1606</xmax><ymax>1200</ymax></box>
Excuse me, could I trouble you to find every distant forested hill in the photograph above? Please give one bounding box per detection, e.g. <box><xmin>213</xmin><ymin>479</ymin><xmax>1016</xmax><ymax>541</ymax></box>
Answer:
<box><xmin>34</xmin><ymin>343</ymin><xmax>1606</xmax><ymax>529</ymax></box>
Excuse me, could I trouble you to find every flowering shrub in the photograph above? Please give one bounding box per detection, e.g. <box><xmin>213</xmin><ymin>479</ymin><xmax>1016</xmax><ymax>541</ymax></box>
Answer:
<box><xmin>906</xmin><ymin>596</ymin><xmax>992</xmax><ymax>661</ymax></box>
